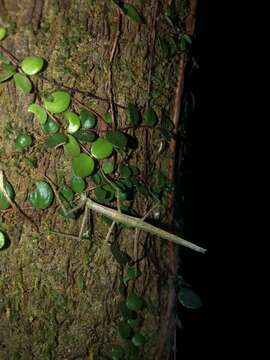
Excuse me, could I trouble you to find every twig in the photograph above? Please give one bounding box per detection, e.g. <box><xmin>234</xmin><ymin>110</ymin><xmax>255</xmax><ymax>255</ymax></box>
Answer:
<box><xmin>0</xmin><ymin>44</ymin><xmax>20</xmax><ymax>66</ymax></box>
<box><xmin>134</xmin><ymin>201</ymin><xmax>160</xmax><ymax>262</ymax></box>
<box><xmin>49</xmin><ymin>230</ymin><xmax>83</xmax><ymax>241</ymax></box>
<box><xmin>40</xmin><ymin>75</ymin><xmax>127</xmax><ymax>109</ymax></box>
<box><xmin>105</xmin><ymin>221</ymin><xmax>116</xmax><ymax>243</ymax></box>
<box><xmin>78</xmin><ymin>206</ymin><xmax>89</xmax><ymax>240</ymax></box>
<box><xmin>85</xmin><ymin>198</ymin><xmax>206</xmax><ymax>253</ymax></box>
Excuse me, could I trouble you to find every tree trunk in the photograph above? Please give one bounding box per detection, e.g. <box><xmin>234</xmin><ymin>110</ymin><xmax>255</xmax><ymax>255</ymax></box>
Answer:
<box><xmin>0</xmin><ymin>1</ymin><xmax>196</xmax><ymax>359</ymax></box>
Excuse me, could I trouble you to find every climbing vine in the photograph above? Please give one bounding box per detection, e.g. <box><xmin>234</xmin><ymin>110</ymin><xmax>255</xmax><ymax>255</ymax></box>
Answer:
<box><xmin>0</xmin><ymin>1</ymin><xmax>204</xmax><ymax>358</ymax></box>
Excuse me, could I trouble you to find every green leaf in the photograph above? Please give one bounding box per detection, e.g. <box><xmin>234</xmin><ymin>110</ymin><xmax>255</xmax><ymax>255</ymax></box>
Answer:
<box><xmin>91</xmin><ymin>138</ymin><xmax>113</xmax><ymax>159</ymax></box>
<box><xmin>122</xmin><ymin>3</ymin><xmax>144</xmax><ymax>24</ymax></box>
<box><xmin>72</xmin><ymin>153</ymin><xmax>95</xmax><ymax>178</ymax></box>
<box><xmin>0</xmin><ymin>231</ymin><xmax>6</xmax><ymax>249</ymax></box>
<box><xmin>0</xmin><ymin>63</ymin><xmax>16</xmax><ymax>83</ymax></box>
<box><xmin>127</xmin><ymin>316</ymin><xmax>143</xmax><ymax>329</ymax></box>
<box><xmin>160</xmin><ymin>116</ymin><xmax>174</xmax><ymax>140</ymax></box>
<box><xmin>64</xmin><ymin>134</ymin><xmax>81</xmax><ymax>158</ymax></box>
<box><xmin>28</xmin><ymin>103</ymin><xmax>47</xmax><ymax>124</ymax></box>
<box><xmin>182</xmin><ymin>34</ymin><xmax>192</xmax><ymax>44</ymax></box>
<box><xmin>71</xmin><ymin>176</ymin><xmax>86</xmax><ymax>193</ymax></box>
<box><xmin>127</xmin><ymin>103</ymin><xmax>140</xmax><ymax>126</ymax></box>
<box><xmin>74</xmin><ymin>130</ymin><xmax>96</xmax><ymax>143</ymax></box>
<box><xmin>15</xmin><ymin>134</ymin><xmax>33</xmax><ymax>151</ymax></box>
<box><xmin>111</xmin><ymin>245</ymin><xmax>130</xmax><ymax>266</ymax></box>
<box><xmin>144</xmin><ymin>107</ymin><xmax>158</xmax><ymax>127</ymax></box>
<box><xmin>0</xmin><ymin>180</ymin><xmax>15</xmax><ymax>210</ymax></box>
<box><xmin>95</xmin><ymin>185</ymin><xmax>115</xmax><ymax>204</ymax></box>
<box><xmin>28</xmin><ymin>181</ymin><xmax>54</xmax><ymax>209</ymax></box>
<box><xmin>177</xmin><ymin>287</ymin><xmax>203</xmax><ymax>310</ymax></box>
<box><xmin>129</xmin><ymin>166</ymin><xmax>140</xmax><ymax>176</ymax></box>
<box><xmin>94</xmin><ymin>187</ymin><xmax>107</xmax><ymax>203</ymax></box>
<box><xmin>13</xmin><ymin>73</ymin><xmax>32</xmax><ymax>94</ymax></box>
<box><xmin>119</xmin><ymin>165</ymin><xmax>132</xmax><ymax>178</ymax></box>
<box><xmin>59</xmin><ymin>184</ymin><xmax>74</xmax><ymax>202</ymax></box>
<box><xmin>0</xmin><ymin>26</ymin><xmax>7</xmax><ymax>41</ymax></box>
<box><xmin>131</xmin><ymin>333</ymin><xmax>146</xmax><ymax>347</ymax></box>
<box><xmin>123</xmin><ymin>267</ymin><xmax>142</xmax><ymax>286</ymax></box>
<box><xmin>118</xmin><ymin>321</ymin><xmax>133</xmax><ymax>339</ymax></box>
<box><xmin>64</xmin><ymin>111</ymin><xmax>81</xmax><ymax>133</ymax></box>
<box><xmin>112</xmin><ymin>345</ymin><xmax>125</xmax><ymax>360</ymax></box>
<box><xmin>119</xmin><ymin>301</ymin><xmax>137</xmax><ymax>320</ymax></box>
<box><xmin>102</xmin><ymin>161</ymin><xmax>114</xmax><ymax>175</ymax></box>
<box><xmin>43</xmin><ymin>91</ymin><xmax>71</xmax><ymax>113</ymax></box>
<box><xmin>41</xmin><ymin>117</ymin><xmax>59</xmax><ymax>134</ymax></box>
<box><xmin>126</xmin><ymin>293</ymin><xmax>145</xmax><ymax>311</ymax></box>
<box><xmin>45</xmin><ymin>133</ymin><xmax>67</xmax><ymax>148</ymax></box>
<box><xmin>125</xmin><ymin>342</ymin><xmax>139</xmax><ymax>358</ymax></box>
<box><xmin>80</xmin><ymin>110</ymin><xmax>97</xmax><ymax>129</ymax></box>
<box><xmin>103</xmin><ymin>112</ymin><xmax>112</xmax><ymax>124</ymax></box>
<box><xmin>21</xmin><ymin>56</ymin><xmax>44</xmax><ymax>75</ymax></box>
<box><xmin>106</xmin><ymin>131</ymin><xmax>127</xmax><ymax>149</ymax></box>
<box><xmin>91</xmin><ymin>172</ymin><xmax>102</xmax><ymax>185</ymax></box>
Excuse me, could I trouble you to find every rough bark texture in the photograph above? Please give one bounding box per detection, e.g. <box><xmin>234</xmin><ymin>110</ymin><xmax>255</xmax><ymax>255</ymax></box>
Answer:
<box><xmin>0</xmin><ymin>1</ymin><xmax>192</xmax><ymax>359</ymax></box>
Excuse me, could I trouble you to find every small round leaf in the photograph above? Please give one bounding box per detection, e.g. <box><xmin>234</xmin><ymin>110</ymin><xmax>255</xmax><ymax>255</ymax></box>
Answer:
<box><xmin>64</xmin><ymin>111</ymin><xmax>81</xmax><ymax>133</ymax></box>
<box><xmin>43</xmin><ymin>91</ymin><xmax>71</xmax><ymax>114</ymax></box>
<box><xmin>118</xmin><ymin>321</ymin><xmax>133</xmax><ymax>339</ymax></box>
<box><xmin>119</xmin><ymin>301</ymin><xmax>137</xmax><ymax>320</ymax></box>
<box><xmin>21</xmin><ymin>56</ymin><xmax>44</xmax><ymax>75</ymax></box>
<box><xmin>64</xmin><ymin>135</ymin><xmax>81</xmax><ymax>158</ymax></box>
<box><xmin>177</xmin><ymin>287</ymin><xmax>203</xmax><ymax>310</ymax></box>
<box><xmin>80</xmin><ymin>110</ymin><xmax>97</xmax><ymax>128</ymax></box>
<box><xmin>71</xmin><ymin>176</ymin><xmax>86</xmax><ymax>193</ymax></box>
<box><xmin>127</xmin><ymin>103</ymin><xmax>140</xmax><ymax>126</ymax></box>
<box><xmin>102</xmin><ymin>161</ymin><xmax>114</xmax><ymax>174</ymax></box>
<box><xmin>0</xmin><ymin>63</ymin><xmax>16</xmax><ymax>83</ymax></box>
<box><xmin>74</xmin><ymin>130</ymin><xmax>96</xmax><ymax>143</ymax></box>
<box><xmin>59</xmin><ymin>184</ymin><xmax>74</xmax><ymax>202</ymax></box>
<box><xmin>15</xmin><ymin>134</ymin><xmax>32</xmax><ymax>150</ymax></box>
<box><xmin>41</xmin><ymin>117</ymin><xmax>59</xmax><ymax>134</ymax></box>
<box><xmin>14</xmin><ymin>73</ymin><xmax>32</xmax><ymax>94</ymax></box>
<box><xmin>28</xmin><ymin>103</ymin><xmax>47</xmax><ymax>124</ymax></box>
<box><xmin>127</xmin><ymin>316</ymin><xmax>143</xmax><ymax>328</ymax></box>
<box><xmin>91</xmin><ymin>138</ymin><xmax>113</xmax><ymax>159</ymax></box>
<box><xmin>126</xmin><ymin>293</ymin><xmax>145</xmax><ymax>311</ymax></box>
<box><xmin>112</xmin><ymin>345</ymin><xmax>125</xmax><ymax>360</ymax></box>
<box><xmin>72</xmin><ymin>154</ymin><xmax>95</xmax><ymax>177</ymax></box>
<box><xmin>0</xmin><ymin>231</ymin><xmax>6</xmax><ymax>249</ymax></box>
<box><xmin>45</xmin><ymin>133</ymin><xmax>67</xmax><ymax>148</ymax></box>
<box><xmin>106</xmin><ymin>131</ymin><xmax>127</xmax><ymax>149</ymax></box>
<box><xmin>28</xmin><ymin>181</ymin><xmax>54</xmax><ymax>209</ymax></box>
<box><xmin>144</xmin><ymin>107</ymin><xmax>158</xmax><ymax>127</ymax></box>
<box><xmin>0</xmin><ymin>27</ymin><xmax>7</xmax><ymax>41</ymax></box>
<box><xmin>119</xmin><ymin>165</ymin><xmax>132</xmax><ymax>178</ymax></box>
<box><xmin>0</xmin><ymin>180</ymin><xmax>15</xmax><ymax>210</ymax></box>
<box><xmin>103</xmin><ymin>112</ymin><xmax>112</xmax><ymax>124</ymax></box>
<box><xmin>131</xmin><ymin>333</ymin><xmax>146</xmax><ymax>347</ymax></box>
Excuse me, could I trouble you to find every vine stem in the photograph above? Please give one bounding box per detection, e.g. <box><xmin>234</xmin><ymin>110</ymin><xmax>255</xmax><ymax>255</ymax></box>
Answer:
<box><xmin>85</xmin><ymin>197</ymin><xmax>206</xmax><ymax>254</ymax></box>
<box><xmin>108</xmin><ymin>10</ymin><xmax>122</xmax><ymax>130</ymax></box>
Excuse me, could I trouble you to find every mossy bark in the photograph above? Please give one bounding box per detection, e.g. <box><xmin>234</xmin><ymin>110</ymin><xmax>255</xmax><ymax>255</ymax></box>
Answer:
<box><xmin>0</xmin><ymin>1</ymin><xmax>192</xmax><ymax>359</ymax></box>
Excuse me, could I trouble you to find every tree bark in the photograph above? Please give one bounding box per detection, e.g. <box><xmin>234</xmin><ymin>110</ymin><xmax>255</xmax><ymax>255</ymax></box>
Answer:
<box><xmin>0</xmin><ymin>1</ymin><xmax>197</xmax><ymax>359</ymax></box>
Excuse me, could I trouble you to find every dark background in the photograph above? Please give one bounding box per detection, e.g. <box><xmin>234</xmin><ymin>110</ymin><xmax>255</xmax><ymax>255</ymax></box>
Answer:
<box><xmin>175</xmin><ymin>1</ymin><xmax>227</xmax><ymax>357</ymax></box>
